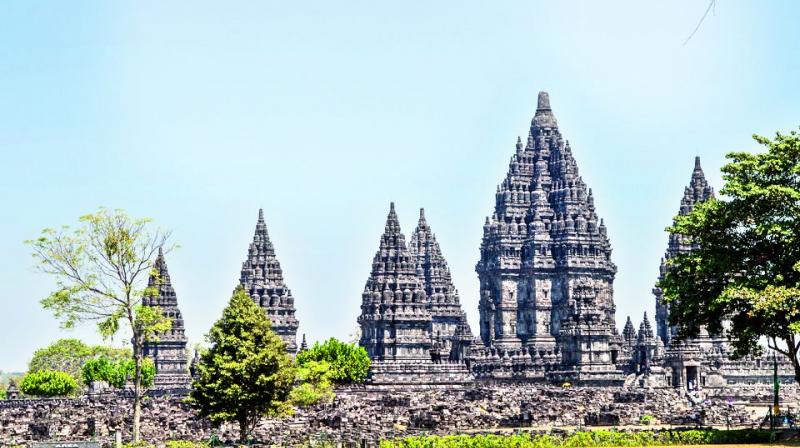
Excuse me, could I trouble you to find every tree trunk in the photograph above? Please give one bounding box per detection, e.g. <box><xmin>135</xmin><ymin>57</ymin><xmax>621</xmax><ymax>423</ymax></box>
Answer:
<box><xmin>239</xmin><ymin>416</ymin><xmax>248</xmax><ymax>445</ymax></box>
<box><xmin>785</xmin><ymin>338</ymin><xmax>800</xmax><ymax>387</ymax></box>
<box><xmin>132</xmin><ymin>332</ymin><xmax>143</xmax><ymax>443</ymax></box>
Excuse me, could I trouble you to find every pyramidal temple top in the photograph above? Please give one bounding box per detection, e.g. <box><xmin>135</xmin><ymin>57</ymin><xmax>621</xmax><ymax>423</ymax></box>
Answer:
<box><xmin>532</xmin><ymin>91</ymin><xmax>557</xmax><ymax>130</ymax></box>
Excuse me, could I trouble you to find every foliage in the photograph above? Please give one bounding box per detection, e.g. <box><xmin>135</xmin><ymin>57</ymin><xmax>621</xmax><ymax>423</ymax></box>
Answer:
<box><xmin>290</xmin><ymin>360</ymin><xmax>335</xmax><ymax>407</ymax></box>
<box><xmin>189</xmin><ymin>287</ymin><xmax>296</xmax><ymax>443</ymax></box>
<box><xmin>28</xmin><ymin>338</ymin><xmax>130</xmax><ymax>385</ymax></box>
<box><xmin>659</xmin><ymin>129</ymin><xmax>800</xmax><ymax>384</ymax></box>
<box><xmin>82</xmin><ymin>355</ymin><xmax>155</xmax><ymax>388</ymax></box>
<box><xmin>26</xmin><ymin>208</ymin><xmax>173</xmax><ymax>442</ymax></box>
<box><xmin>379</xmin><ymin>429</ymin><xmax>776</xmax><ymax>447</ymax></box>
<box><xmin>296</xmin><ymin>337</ymin><xmax>370</xmax><ymax>384</ymax></box>
<box><xmin>19</xmin><ymin>369</ymin><xmax>78</xmax><ymax>397</ymax></box>
<box><xmin>638</xmin><ymin>415</ymin><xmax>654</xmax><ymax>425</ymax></box>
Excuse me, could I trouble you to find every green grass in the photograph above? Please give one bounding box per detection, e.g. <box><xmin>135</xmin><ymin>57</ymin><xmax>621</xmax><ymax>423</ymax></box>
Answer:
<box><xmin>379</xmin><ymin>429</ymin><xmax>778</xmax><ymax>448</ymax></box>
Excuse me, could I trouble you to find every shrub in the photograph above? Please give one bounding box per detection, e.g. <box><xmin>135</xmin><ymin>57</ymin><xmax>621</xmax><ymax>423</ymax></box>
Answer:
<box><xmin>19</xmin><ymin>369</ymin><xmax>78</xmax><ymax>397</ymax></box>
<box><xmin>82</xmin><ymin>356</ymin><xmax>155</xmax><ymax>388</ymax></box>
<box><xmin>296</xmin><ymin>338</ymin><xmax>370</xmax><ymax>384</ymax></box>
<box><xmin>290</xmin><ymin>360</ymin><xmax>335</xmax><ymax>407</ymax></box>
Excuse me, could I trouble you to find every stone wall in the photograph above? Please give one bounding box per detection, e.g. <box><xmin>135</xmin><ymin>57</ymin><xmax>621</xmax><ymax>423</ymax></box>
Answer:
<box><xmin>0</xmin><ymin>384</ymin><xmax>796</xmax><ymax>446</ymax></box>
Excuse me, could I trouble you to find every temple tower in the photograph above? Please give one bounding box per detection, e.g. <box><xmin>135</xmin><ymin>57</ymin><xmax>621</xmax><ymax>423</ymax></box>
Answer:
<box><xmin>142</xmin><ymin>248</ymin><xmax>190</xmax><ymax>388</ymax></box>
<box><xmin>476</xmin><ymin>92</ymin><xmax>619</xmax><ymax>380</ymax></box>
<box><xmin>653</xmin><ymin>157</ymin><xmax>715</xmax><ymax>345</ymax></box>
<box><xmin>238</xmin><ymin>209</ymin><xmax>299</xmax><ymax>353</ymax></box>
<box><xmin>409</xmin><ymin>208</ymin><xmax>474</xmax><ymax>359</ymax></box>
<box><xmin>358</xmin><ymin>203</ymin><xmax>432</xmax><ymax>361</ymax></box>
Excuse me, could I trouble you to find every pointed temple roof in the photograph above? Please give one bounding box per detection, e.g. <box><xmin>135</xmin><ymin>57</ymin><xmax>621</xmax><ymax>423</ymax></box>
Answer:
<box><xmin>410</xmin><ymin>207</ymin><xmax>475</xmax><ymax>341</ymax></box>
<box><xmin>239</xmin><ymin>208</ymin><xmax>299</xmax><ymax>353</ymax></box>
<box><xmin>623</xmin><ymin>316</ymin><xmax>637</xmax><ymax>344</ymax></box>
<box><xmin>143</xmin><ymin>248</ymin><xmax>186</xmax><ymax>342</ymax></box>
<box><xmin>358</xmin><ymin>203</ymin><xmax>432</xmax><ymax>361</ymax></box>
<box><xmin>142</xmin><ymin>248</ymin><xmax>190</xmax><ymax>387</ymax></box>
<box><xmin>638</xmin><ymin>312</ymin><xmax>654</xmax><ymax>343</ymax></box>
<box><xmin>478</xmin><ymin>91</ymin><xmax>614</xmax><ymax>274</ymax></box>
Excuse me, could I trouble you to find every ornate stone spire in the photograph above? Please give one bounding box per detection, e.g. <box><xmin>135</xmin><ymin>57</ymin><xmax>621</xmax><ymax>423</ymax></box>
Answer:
<box><xmin>638</xmin><ymin>312</ymin><xmax>654</xmax><ymax>343</ymax></box>
<box><xmin>300</xmin><ymin>334</ymin><xmax>308</xmax><ymax>352</ymax></box>
<box><xmin>654</xmin><ymin>158</ymin><xmax>715</xmax><ymax>345</ymax></box>
<box><xmin>623</xmin><ymin>316</ymin><xmax>637</xmax><ymax>344</ymax></box>
<box><xmin>358</xmin><ymin>203</ymin><xmax>432</xmax><ymax>361</ymax></box>
<box><xmin>239</xmin><ymin>209</ymin><xmax>299</xmax><ymax>353</ymax></box>
<box><xmin>476</xmin><ymin>91</ymin><xmax>619</xmax><ymax>382</ymax></box>
<box><xmin>142</xmin><ymin>248</ymin><xmax>190</xmax><ymax>388</ymax></box>
<box><xmin>410</xmin><ymin>208</ymin><xmax>474</xmax><ymax>359</ymax></box>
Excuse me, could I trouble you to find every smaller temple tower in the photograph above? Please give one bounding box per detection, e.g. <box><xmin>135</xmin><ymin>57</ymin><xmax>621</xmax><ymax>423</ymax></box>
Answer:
<box><xmin>358</xmin><ymin>203</ymin><xmax>432</xmax><ymax>361</ymax></box>
<box><xmin>409</xmin><ymin>208</ymin><xmax>474</xmax><ymax>361</ymax></box>
<box><xmin>142</xmin><ymin>248</ymin><xmax>191</xmax><ymax>388</ymax></box>
<box><xmin>239</xmin><ymin>209</ymin><xmax>300</xmax><ymax>354</ymax></box>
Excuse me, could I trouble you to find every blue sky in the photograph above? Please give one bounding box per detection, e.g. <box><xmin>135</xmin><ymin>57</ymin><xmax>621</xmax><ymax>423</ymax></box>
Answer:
<box><xmin>1</xmin><ymin>1</ymin><xmax>798</xmax><ymax>371</ymax></box>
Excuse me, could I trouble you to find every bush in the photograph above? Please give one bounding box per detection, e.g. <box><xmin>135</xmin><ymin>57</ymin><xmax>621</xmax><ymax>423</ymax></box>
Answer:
<box><xmin>19</xmin><ymin>369</ymin><xmax>78</xmax><ymax>397</ymax></box>
<box><xmin>82</xmin><ymin>356</ymin><xmax>155</xmax><ymax>388</ymax></box>
<box><xmin>290</xmin><ymin>360</ymin><xmax>335</xmax><ymax>407</ymax></box>
<box><xmin>296</xmin><ymin>338</ymin><xmax>370</xmax><ymax>384</ymax></box>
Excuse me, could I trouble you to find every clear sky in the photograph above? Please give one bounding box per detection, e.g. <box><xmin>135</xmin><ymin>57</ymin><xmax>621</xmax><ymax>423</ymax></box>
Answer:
<box><xmin>1</xmin><ymin>1</ymin><xmax>798</xmax><ymax>372</ymax></box>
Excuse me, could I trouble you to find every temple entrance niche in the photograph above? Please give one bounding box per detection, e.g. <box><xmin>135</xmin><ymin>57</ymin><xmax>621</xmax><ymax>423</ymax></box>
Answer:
<box><xmin>686</xmin><ymin>366</ymin><xmax>699</xmax><ymax>390</ymax></box>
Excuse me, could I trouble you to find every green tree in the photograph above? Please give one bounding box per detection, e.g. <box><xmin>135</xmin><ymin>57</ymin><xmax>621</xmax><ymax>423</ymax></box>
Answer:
<box><xmin>19</xmin><ymin>369</ymin><xmax>78</xmax><ymax>397</ymax></box>
<box><xmin>26</xmin><ymin>208</ymin><xmax>173</xmax><ymax>442</ymax></box>
<box><xmin>28</xmin><ymin>338</ymin><xmax>130</xmax><ymax>385</ymax></box>
<box><xmin>296</xmin><ymin>338</ymin><xmax>370</xmax><ymax>384</ymax></box>
<box><xmin>189</xmin><ymin>287</ymin><xmax>296</xmax><ymax>443</ymax></box>
<box><xmin>83</xmin><ymin>356</ymin><xmax>155</xmax><ymax>389</ymax></box>
<box><xmin>660</xmin><ymin>129</ymin><xmax>800</xmax><ymax>385</ymax></box>
<box><xmin>289</xmin><ymin>360</ymin><xmax>335</xmax><ymax>407</ymax></box>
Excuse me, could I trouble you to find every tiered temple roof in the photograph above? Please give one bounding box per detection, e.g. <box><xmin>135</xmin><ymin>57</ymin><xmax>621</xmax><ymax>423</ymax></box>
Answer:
<box><xmin>358</xmin><ymin>203</ymin><xmax>432</xmax><ymax>361</ymax></box>
<box><xmin>142</xmin><ymin>248</ymin><xmax>190</xmax><ymax>388</ymax></box>
<box><xmin>409</xmin><ymin>208</ymin><xmax>474</xmax><ymax>357</ymax></box>
<box><xmin>475</xmin><ymin>91</ymin><xmax>619</xmax><ymax>382</ymax></box>
<box><xmin>239</xmin><ymin>209</ymin><xmax>299</xmax><ymax>353</ymax></box>
<box><xmin>653</xmin><ymin>158</ymin><xmax>715</xmax><ymax>345</ymax></box>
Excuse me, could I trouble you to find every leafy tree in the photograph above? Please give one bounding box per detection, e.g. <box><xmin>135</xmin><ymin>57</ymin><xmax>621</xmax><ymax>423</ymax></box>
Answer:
<box><xmin>28</xmin><ymin>338</ymin><xmax>130</xmax><ymax>385</ymax></box>
<box><xmin>189</xmin><ymin>288</ymin><xmax>296</xmax><ymax>443</ymax></box>
<box><xmin>289</xmin><ymin>360</ymin><xmax>335</xmax><ymax>407</ymax></box>
<box><xmin>26</xmin><ymin>208</ymin><xmax>173</xmax><ymax>442</ymax></box>
<box><xmin>660</xmin><ymin>129</ymin><xmax>800</xmax><ymax>384</ymax></box>
<box><xmin>19</xmin><ymin>369</ymin><xmax>78</xmax><ymax>397</ymax></box>
<box><xmin>296</xmin><ymin>337</ymin><xmax>370</xmax><ymax>384</ymax></box>
<box><xmin>83</xmin><ymin>356</ymin><xmax>155</xmax><ymax>389</ymax></box>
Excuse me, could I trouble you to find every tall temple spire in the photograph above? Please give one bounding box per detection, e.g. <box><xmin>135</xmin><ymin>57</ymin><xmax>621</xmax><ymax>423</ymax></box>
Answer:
<box><xmin>410</xmin><ymin>207</ymin><xmax>474</xmax><ymax>360</ymax></box>
<box><xmin>142</xmin><ymin>248</ymin><xmax>190</xmax><ymax>388</ymax></box>
<box><xmin>654</xmin><ymin>157</ymin><xmax>715</xmax><ymax>345</ymax></box>
<box><xmin>476</xmin><ymin>91</ymin><xmax>621</xmax><ymax>383</ymax></box>
<box><xmin>239</xmin><ymin>209</ymin><xmax>299</xmax><ymax>353</ymax></box>
<box><xmin>358</xmin><ymin>203</ymin><xmax>431</xmax><ymax>361</ymax></box>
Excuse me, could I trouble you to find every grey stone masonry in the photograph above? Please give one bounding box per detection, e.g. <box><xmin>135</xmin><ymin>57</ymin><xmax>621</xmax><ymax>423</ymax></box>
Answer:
<box><xmin>141</xmin><ymin>248</ymin><xmax>191</xmax><ymax>388</ymax></box>
<box><xmin>238</xmin><ymin>209</ymin><xmax>299</xmax><ymax>354</ymax></box>
<box><xmin>475</xmin><ymin>91</ymin><xmax>621</xmax><ymax>384</ymax></box>
<box><xmin>358</xmin><ymin>203</ymin><xmax>433</xmax><ymax>362</ymax></box>
<box><xmin>409</xmin><ymin>208</ymin><xmax>475</xmax><ymax>361</ymax></box>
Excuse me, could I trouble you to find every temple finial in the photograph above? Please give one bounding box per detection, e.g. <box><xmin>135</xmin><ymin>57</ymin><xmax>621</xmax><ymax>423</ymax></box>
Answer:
<box><xmin>419</xmin><ymin>208</ymin><xmax>425</xmax><ymax>220</ymax></box>
<box><xmin>694</xmin><ymin>156</ymin><xmax>702</xmax><ymax>171</ymax></box>
<box><xmin>258</xmin><ymin>208</ymin><xmax>265</xmax><ymax>221</ymax></box>
<box><xmin>537</xmin><ymin>91</ymin><xmax>551</xmax><ymax>111</ymax></box>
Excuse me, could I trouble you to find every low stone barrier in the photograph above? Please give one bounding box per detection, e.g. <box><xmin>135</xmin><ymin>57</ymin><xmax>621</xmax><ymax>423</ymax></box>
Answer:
<box><xmin>0</xmin><ymin>383</ymin><xmax>795</xmax><ymax>446</ymax></box>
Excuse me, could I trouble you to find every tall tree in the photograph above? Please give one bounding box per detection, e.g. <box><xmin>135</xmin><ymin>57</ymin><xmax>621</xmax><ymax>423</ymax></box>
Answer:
<box><xmin>190</xmin><ymin>287</ymin><xmax>295</xmax><ymax>444</ymax></box>
<box><xmin>660</xmin><ymin>129</ymin><xmax>800</xmax><ymax>385</ymax></box>
<box><xmin>26</xmin><ymin>208</ymin><xmax>172</xmax><ymax>442</ymax></box>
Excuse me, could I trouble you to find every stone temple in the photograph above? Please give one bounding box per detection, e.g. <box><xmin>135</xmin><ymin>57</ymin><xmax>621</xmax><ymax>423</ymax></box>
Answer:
<box><xmin>356</xmin><ymin>203</ymin><xmax>473</xmax><ymax>385</ymax></box>
<box><xmin>238</xmin><ymin>209</ymin><xmax>299</xmax><ymax>353</ymax></box>
<box><xmin>472</xmin><ymin>91</ymin><xmax>621</xmax><ymax>385</ymax></box>
<box><xmin>142</xmin><ymin>248</ymin><xmax>191</xmax><ymax>388</ymax></box>
<box><xmin>354</xmin><ymin>91</ymin><xmax>791</xmax><ymax>388</ymax></box>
